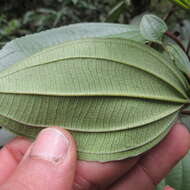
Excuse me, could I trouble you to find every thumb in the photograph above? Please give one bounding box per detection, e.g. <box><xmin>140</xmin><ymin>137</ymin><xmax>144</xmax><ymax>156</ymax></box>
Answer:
<box><xmin>1</xmin><ymin>127</ymin><xmax>77</xmax><ymax>190</ymax></box>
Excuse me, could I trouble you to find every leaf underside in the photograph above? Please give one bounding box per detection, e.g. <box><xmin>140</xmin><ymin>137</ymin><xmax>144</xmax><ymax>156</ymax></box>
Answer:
<box><xmin>0</xmin><ymin>37</ymin><xmax>188</xmax><ymax>161</ymax></box>
<box><xmin>0</xmin><ymin>23</ymin><xmax>145</xmax><ymax>72</ymax></box>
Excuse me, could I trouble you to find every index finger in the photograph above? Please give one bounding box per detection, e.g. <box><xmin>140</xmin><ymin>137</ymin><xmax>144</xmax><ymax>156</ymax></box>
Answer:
<box><xmin>0</xmin><ymin>137</ymin><xmax>32</xmax><ymax>184</ymax></box>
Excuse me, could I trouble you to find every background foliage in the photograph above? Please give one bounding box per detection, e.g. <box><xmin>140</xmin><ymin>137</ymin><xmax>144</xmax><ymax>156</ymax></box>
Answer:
<box><xmin>0</xmin><ymin>0</ymin><xmax>190</xmax><ymax>48</ymax></box>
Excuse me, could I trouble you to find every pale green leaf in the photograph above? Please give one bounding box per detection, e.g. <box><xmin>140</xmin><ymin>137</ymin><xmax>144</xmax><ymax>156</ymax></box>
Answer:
<box><xmin>165</xmin><ymin>43</ymin><xmax>190</xmax><ymax>77</ymax></box>
<box><xmin>0</xmin><ymin>113</ymin><xmax>176</xmax><ymax>161</ymax></box>
<box><xmin>140</xmin><ymin>14</ymin><xmax>168</xmax><ymax>43</ymax></box>
<box><xmin>0</xmin><ymin>38</ymin><xmax>189</xmax><ymax>161</ymax></box>
<box><xmin>0</xmin><ymin>23</ymin><xmax>145</xmax><ymax>72</ymax></box>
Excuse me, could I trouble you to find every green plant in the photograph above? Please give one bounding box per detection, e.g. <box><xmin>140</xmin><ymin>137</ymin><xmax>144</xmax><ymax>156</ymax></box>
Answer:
<box><xmin>0</xmin><ymin>1</ymin><xmax>190</xmax><ymax>189</ymax></box>
<box><xmin>0</xmin><ymin>13</ymin><xmax>189</xmax><ymax>161</ymax></box>
<box><xmin>106</xmin><ymin>0</ymin><xmax>151</xmax><ymax>22</ymax></box>
<box><xmin>169</xmin><ymin>0</ymin><xmax>190</xmax><ymax>9</ymax></box>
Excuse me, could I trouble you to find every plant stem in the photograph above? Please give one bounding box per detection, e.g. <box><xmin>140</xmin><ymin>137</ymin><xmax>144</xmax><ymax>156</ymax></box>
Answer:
<box><xmin>181</xmin><ymin>110</ymin><xmax>190</xmax><ymax>115</ymax></box>
<box><xmin>163</xmin><ymin>6</ymin><xmax>176</xmax><ymax>23</ymax></box>
<box><xmin>165</xmin><ymin>31</ymin><xmax>186</xmax><ymax>53</ymax></box>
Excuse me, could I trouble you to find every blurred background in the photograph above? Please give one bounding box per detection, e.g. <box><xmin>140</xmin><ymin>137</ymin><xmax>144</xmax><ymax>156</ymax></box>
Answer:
<box><xmin>0</xmin><ymin>0</ymin><xmax>190</xmax><ymax>48</ymax></box>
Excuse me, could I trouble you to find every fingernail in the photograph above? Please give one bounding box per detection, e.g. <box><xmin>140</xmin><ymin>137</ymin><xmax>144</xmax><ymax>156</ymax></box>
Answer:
<box><xmin>30</xmin><ymin>128</ymin><xmax>69</xmax><ymax>163</ymax></box>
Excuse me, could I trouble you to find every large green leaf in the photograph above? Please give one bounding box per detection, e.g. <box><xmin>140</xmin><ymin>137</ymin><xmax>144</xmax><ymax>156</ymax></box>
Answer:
<box><xmin>0</xmin><ymin>23</ymin><xmax>145</xmax><ymax>72</ymax></box>
<box><xmin>157</xmin><ymin>151</ymin><xmax>190</xmax><ymax>190</ymax></box>
<box><xmin>0</xmin><ymin>38</ymin><xmax>188</xmax><ymax>99</ymax></box>
<box><xmin>0</xmin><ymin>38</ymin><xmax>189</xmax><ymax>161</ymax></box>
<box><xmin>2</xmin><ymin>116</ymin><xmax>174</xmax><ymax>161</ymax></box>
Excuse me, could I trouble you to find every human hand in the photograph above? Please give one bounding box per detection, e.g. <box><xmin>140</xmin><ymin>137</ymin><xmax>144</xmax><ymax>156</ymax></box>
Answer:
<box><xmin>0</xmin><ymin>124</ymin><xmax>189</xmax><ymax>190</ymax></box>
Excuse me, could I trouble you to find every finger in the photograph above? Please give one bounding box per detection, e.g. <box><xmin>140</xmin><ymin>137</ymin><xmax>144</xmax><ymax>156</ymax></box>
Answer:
<box><xmin>109</xmin><ymin>123</ymin><xmax>190</xmax><ymax>190</ymax></box>
<box><xmin>0</xmin><ymin>137</ymin><xmax>32</xmax><ymax>184</ymax></box>
<box><xmin>0</xmin><ymin>127</ymin><xmax>77</xmax><ymax>190</ymax></box>
<box><xmin>163</xmin><ymin>186</ymin><xmax>175</xmax><ymax>190</ymax></box>
<box><xmin>73</xmin><ymin>156</ymin><xmax>140</xmax><ymax>190</ymax></box>
<box><xmin>0</xmin><ymin>132</ymin><xmax>140</xmax><ymax>190</ymax></box>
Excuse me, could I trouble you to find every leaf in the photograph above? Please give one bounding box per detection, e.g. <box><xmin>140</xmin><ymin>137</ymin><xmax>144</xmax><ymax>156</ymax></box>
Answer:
<box><xmin>2</xmin><ymin>116</ymin><xmax>174</xmax><ymax>161</ymax></box>
<box><xmin>0</xmin><ymin>38</ymin><xmax>189</xmax><ymax>161</ymax></box>
<box><xmin>165</xmin><ymin>43</ymin><xmax>190</xmax><ymax>77</ymax></box>
<box><xmin>0</xmin><ymin>128</ymin><xmax>15</xmax><ymax>146</ymax></box>
<box><xmin>181</xmin><ymin>115</ymin><xmax>190</xmax><ymax>131</ymax></box>
<box><xmin>140</xmin><ymin>14</ymin><xmax>168</xmax><ymax>44</ymax></box>
<box><xmin>0</xmin><ymin>22</ymin><xmax>145</xmax><ymax>72</ymax></box>
<box><xmin>106</xmin><ymin>1</ymin><xmax>126</xmax><ymax>22</ymax></box>
<box><xmin>169</xmin><ymin>0</ymin><xmax>190</xmax><ymax>9</ymax></box>
<box><xmin>157</xmin><ymin>151</ymin><xmax>190</xmax><ymax>190</ymax></box>
<box><xmin>130</xmin><ymin>12</ymin><xmax>149</xmax><ymax>26</ymax></box>
<box><xmin>72</xmin><ymin>0</ymin><xmax>78</xmax><ymax>5</ymax></box>
<box><xmin>180</xmin><ymin>105</ymin><xmax>190</xmax><ymax>131</ymax></box>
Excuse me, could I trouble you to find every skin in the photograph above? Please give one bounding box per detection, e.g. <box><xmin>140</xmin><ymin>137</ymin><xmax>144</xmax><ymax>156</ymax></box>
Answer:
<box><xmin>0</xmin><ymin>123</ymin><xmax>188</xmax><ymax>190</ymax></box>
